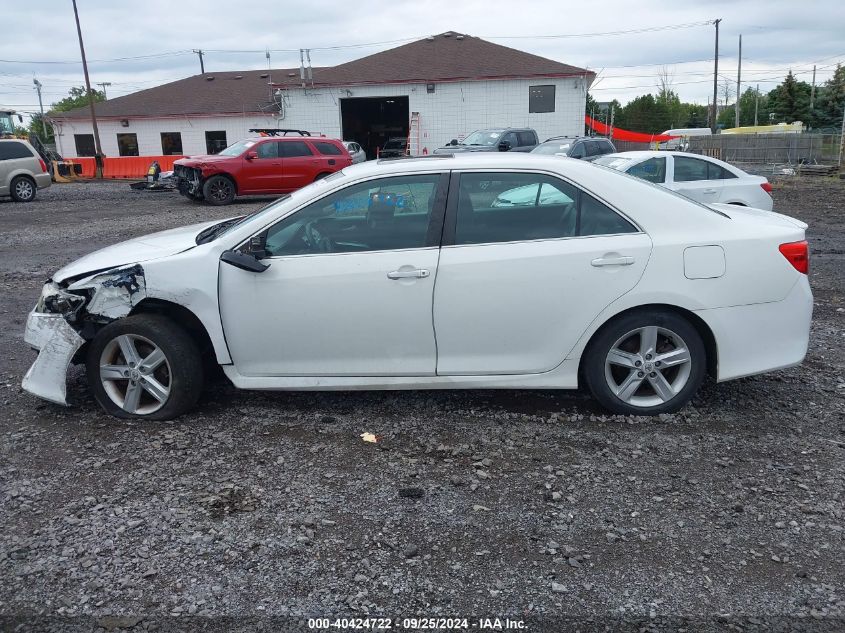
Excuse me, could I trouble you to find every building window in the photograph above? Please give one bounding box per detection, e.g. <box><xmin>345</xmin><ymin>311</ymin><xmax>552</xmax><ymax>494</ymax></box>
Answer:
<box><xmin>529</xmin><ymin>85</ymin><xmax>555</xmax><ymax>113</ymax></box>
<box><xmin>117</xmin><ymin>133</ymin><xmax>139</xmax><ymax>157</ymax></box>
<box><xmin>160</xmin><ymin>132</ymin><xmax>183</xmax><ymax>155</ymax></box>
<box><xmin>205</xmin><ymin>131</ymin><xmax>227</xmax><ymax>154</ymax></box>
<box><xmin>74</xmin><ymin>134</ymin><xmax>96</xmax><ymax>157</ymax></box>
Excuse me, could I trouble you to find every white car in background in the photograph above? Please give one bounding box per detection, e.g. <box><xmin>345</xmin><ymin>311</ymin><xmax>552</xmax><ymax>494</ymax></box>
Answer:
<box><xmin>594</xmin><ymin>151</ymin><xmax>774</xmax><ymax>210</ymax></box>
<box><xmin>343</xmin><ymin>141</ymin><xmax>366</xmax><ymax>164</ymax></box>
<box><xmin>22</xmin><ymin>154</ymin><xmax>810</xmax><ymax>420</ymax></box>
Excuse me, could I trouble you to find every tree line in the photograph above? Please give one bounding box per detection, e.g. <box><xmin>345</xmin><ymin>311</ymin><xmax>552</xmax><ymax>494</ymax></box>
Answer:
<box><xmin>587</xmin><ymin>64</ymin><xmax>845</xmax><ymax>134</ymax></box>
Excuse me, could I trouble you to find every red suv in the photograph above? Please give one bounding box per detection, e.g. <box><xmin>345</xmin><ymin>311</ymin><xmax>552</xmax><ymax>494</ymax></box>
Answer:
<box><xmin>174</xmin><ymin>133</ymin><xmax>352</xmax><ymax>205</ymax></box>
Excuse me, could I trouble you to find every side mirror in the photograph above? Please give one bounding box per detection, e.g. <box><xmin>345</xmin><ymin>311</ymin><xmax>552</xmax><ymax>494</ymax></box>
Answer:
<box><xmin>498</xmin><ymin>140</ymin><xmax>511</xmax><ymax>152</ymax></box>
<box><xmin>220</xmin><ymin>249</ymin><xmax>269</xmax><ymax>273</ymax></box>
<box><xmin>449</xmin><ymin>139</ymin><xmax>458</xmax><ymax>146</ymax></box>
<box><xmin>245</xmin><ymin>151</ymin><xmax>258</xmax><ymax>160</ymax></box>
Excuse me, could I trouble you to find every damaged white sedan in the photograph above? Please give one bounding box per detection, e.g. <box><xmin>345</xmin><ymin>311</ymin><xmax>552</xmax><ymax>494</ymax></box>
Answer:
<box><xmin>23</xmin><ymin>154</ymin><xmax>812</xmax><ymax>420</ymax></box>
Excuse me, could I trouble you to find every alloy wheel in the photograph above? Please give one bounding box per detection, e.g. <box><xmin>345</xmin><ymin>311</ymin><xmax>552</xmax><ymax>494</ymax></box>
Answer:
<box><xmin>99</xmin><ymin>334</ymin><xmax>171</xmax><ymax>414</ymax></box>
<box><xmin>210</xmin><ymin>179</ymin><xmax>232</xmax><ymax>201</ymax></box>
<box><xmin>15</xmin><ymin>179</ymin><xmax>34</xmax><ymax>200</ymax></box>
<box><xmin>604</xmin><ymin>325</ymin><xmax>692</xmax><ymax>408</ymax></box>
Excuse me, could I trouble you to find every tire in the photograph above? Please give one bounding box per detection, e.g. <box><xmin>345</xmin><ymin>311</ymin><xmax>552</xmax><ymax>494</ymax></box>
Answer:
<box><xmin>583</xmin><ymin>310</ymin><xmax>706</xmax><ymax>415</ymax></box>
<box><xmin>10</xmin><ymin>176</ymin><xmax>36</xmax><ymax>202</ymax></box>
<box><xmin>202</xmin><ymin>175</ymin><xmax>236</xmax><ymax>206</ymax></box>
<box><xmin>86</xmin><ymin>314</ymin><xmax>204</xmax><ymax>420</ymax></box>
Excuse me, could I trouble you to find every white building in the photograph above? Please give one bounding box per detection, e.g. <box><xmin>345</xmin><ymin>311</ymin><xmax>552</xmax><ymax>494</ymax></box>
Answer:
<box><xmin>51</xmin><ymin>32</ymin><xmax>594</xmax><ymax>159</ymax></box>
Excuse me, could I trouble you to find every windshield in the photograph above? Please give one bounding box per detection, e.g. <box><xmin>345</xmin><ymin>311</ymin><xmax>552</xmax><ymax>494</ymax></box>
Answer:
<box><xmin>532</xmin><ymin>142</ymin><xmax>573</xmax><ymax>155</ymax></box>
<box><xmin>461</xmin><ymin>130</ymin><xmax>504</xmax><ymax>146</ymax></box>
<box><xmin>593</xmin><ymin>156</ymin><xmax>632</xmax><ymax>169</ymax></box>
<box><xmin>0</xmin><ymin>113</ymin><xmax>16</xmax><ymax>137</ymax></box>
<box><xmin>217</xmin><ymin>140</ymin><xmax>256</xmax><ymax>157</ymax></box>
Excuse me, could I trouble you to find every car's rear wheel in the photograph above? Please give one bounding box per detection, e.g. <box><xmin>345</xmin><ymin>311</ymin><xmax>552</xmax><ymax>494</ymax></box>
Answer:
<box><xmin>584</xmin><ymin>310</ymin><xmax>706</xmax><ymax>415</ymax></box>
<box><xmin>10</xmin><ymin>176</ymin><xmax>36</xmax><ymax>202</ymax></box>
<box><xmin>202</xmin><ymin>175</ymin><xmax>236</xmax><ymax>205</ymax></box>
<box><xmin>86</xmin><ymin>314</ymin><xmax>203</xmax><ymax>420</ymax></box>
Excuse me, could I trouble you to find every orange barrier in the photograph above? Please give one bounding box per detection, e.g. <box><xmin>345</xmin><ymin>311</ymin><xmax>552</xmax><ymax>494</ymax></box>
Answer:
<box><xmin>68</xmin><ymin>155</ymin><xmax>186</xmax><ymax>179</ymax></box>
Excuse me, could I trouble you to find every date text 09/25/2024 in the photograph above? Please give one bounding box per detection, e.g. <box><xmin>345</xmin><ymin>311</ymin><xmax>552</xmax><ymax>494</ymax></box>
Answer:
<box><xmin>307</xmin><ymin>617</ymin><xmax>527</xmax><ymax>630</ymax></box>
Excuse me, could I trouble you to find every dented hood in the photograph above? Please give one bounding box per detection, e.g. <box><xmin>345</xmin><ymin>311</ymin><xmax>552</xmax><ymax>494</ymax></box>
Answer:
<box><xmin>53</xmin><ymin>220</ymin><xmax>221</xmax><ymax>283</ymax></box>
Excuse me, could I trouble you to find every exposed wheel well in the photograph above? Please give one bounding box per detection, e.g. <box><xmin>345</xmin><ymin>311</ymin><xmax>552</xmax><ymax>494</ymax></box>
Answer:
<box><xmin>579</xmin><ymin>304</ymin><xmax>717</xmax><ymax>380</ymax></box>
<box><xmin>129</xmin><ymin>299</ymin><xmax>218</xmax><ymax>371</ymax></box>
<box><xmin>314</xmin><ymin>172</ymin><xmax>331</xmax><ymax>182</ymax></box>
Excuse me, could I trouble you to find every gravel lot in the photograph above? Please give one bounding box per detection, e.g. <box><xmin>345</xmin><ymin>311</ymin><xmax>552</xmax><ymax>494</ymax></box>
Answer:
<box><xmin>0</xmin><ymin>178</ymin><xmax>843</xmax><ymax>632</ymax></box>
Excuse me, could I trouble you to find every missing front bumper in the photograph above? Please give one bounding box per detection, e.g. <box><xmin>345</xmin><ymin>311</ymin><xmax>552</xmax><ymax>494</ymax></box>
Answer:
<box><xmin>21</xmin><ymin>311</ymin><xmax>85</xmax><ymax>406</ymax></box>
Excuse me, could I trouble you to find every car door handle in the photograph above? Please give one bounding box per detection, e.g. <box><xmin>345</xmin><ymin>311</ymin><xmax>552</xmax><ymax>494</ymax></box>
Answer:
<box><xmin>591</xmin><ymin>256</ymin><xmax>634</xmax><ymax>267</ymax></box>
<box><xmin>387</xmin><ymin>268</ymin><xmax>430</xmax><ymax>279</ymax></box>
<box><xmin>703</xmin><ymin>188</ymin><xmax>718</xmax><ymax>194</ymax></box>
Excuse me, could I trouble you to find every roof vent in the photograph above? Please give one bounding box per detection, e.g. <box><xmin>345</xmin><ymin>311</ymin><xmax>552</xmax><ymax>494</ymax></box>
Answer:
<box><xmin>205</xmin><ymin>75</ymin><xmax>214</xmax><ymax>81</ymax></box>
<box><xmin>260</xmin><ymin>72</ymin><xmax>269</xmax><ymax>78</ymax></box>
<box><xmin>456</xmin><ymin>35</ymin><xmax>464</xmax><ymax>40</ymax></box>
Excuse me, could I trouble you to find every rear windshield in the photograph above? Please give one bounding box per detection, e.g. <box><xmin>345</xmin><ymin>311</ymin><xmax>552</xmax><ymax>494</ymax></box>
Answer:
<box><xmin>313</xmin><ymin>141</ymin><xmax>342</xmax><ymax>155</ymax></box>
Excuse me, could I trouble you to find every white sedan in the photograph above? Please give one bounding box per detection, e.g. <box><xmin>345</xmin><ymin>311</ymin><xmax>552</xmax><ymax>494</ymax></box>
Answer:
<box><xmin>22</xmin><ymin>154</ymin><xmax>811</xmax><ymax>420</ymax></box>
<box><xmin>594</xmin><ymin>151</ymin><xmax>774</xmax><ymax>210</ymax></box>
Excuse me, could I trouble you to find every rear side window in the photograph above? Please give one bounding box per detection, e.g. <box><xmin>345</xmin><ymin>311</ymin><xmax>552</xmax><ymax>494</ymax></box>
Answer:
<box><xmin>585</xmin><ymin>141</ymin><xmax>601</xmax><ymax>156</ymax></box>
<box><xmin>454</xmin><ymin>172</ymin><xmax>636</xmax><ymax>245</ymax></box>
<box><xmin>708</xmin><ymin>162</ymin><xmax>737</xmax><ymax>179</ymax></box>
<box><xmin>599</xmin><ymin>140</ymin><xmax>615</xmax><ymax>154</ymax></box>
<box><xmin>517</xmin><ymin>131</ymin><xmax>537</xmax><ymax>146</ymax></box>
<box><xmin>0</xmin><ymin>142</ymin><xmax>34</xmax><ymax>160</ymax></box>
<box><xmin>628</xmin><ymin>157</ymin><xmax>666</xmax><ymax>183</ymax></box>
<box><xmin>279</xmin><ymin>141</ymin><xmax>313</xmax><ymax>157</ymax></box>
<box><xmin>673</xmin><ymin>156</ymin><xmax>710</xmax><ymax>182</ymax></box>
<box><xmin>313</xmin><ymin>141</ymin><xmax>343</xmax><ymax>156</ymax></box>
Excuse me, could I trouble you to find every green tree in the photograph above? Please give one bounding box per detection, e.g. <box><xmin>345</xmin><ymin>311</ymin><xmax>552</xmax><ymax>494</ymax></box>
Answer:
<box><xmin>28</xmin><ymin>113</ymin><xmax>54</xmax><ymax>144</ymax></box>
<box><xmin>617</xmin><ymin>94</ymin><xmax>671</xmax><ymax>133</ymax></box>
<box><xmin>813</xmin><ymin>64</ymin><xmax>845</xmax><ymax>130</ymax></box>
<box><xmin>767</xmin><ymin>71</ymin><xmax>811</xmax><ymax>124</ymax></box>
<box><xmin>50</xmin><ymin>86</ymin><xmax>105</xmax><ymax>113</ymax></box>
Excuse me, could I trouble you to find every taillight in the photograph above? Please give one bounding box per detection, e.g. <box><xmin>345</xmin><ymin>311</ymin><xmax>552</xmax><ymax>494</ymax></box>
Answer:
<box><xmin>760</xmin><ymin>181</ymin><xmax>772</xmax><ymax>193</ymax></box>
<box><xmin>779</xmin><ymin>240</ymin><xmax>809</xmax><ymax>274</ymax></box>
<box><xmin>38</xmin><ymin>158</ymin><xmax>47</xmax><ymax>173</ymax></box>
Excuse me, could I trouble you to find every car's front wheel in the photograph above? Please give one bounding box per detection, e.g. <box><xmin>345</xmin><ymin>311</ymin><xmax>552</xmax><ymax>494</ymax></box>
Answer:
<box><xmin>584</xmin><ymin>310</ymin><xmax>706</xmax><ymax>415</ymax></box>
<box><xmin>86</xmin><ymin>314</ymin><xmax>204</xmax><ymax>420</ymax></box>
<box><xmin>202</xmin><ymin>175</ymin><xmax>236</xmax><ymax>205</ymax></box>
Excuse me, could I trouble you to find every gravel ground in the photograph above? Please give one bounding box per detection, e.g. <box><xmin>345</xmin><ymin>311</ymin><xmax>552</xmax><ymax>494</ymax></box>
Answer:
<box><xmin>0</xmin><ymin>178</ymin><xmax>843</xmax><ymax>632</ymax></box>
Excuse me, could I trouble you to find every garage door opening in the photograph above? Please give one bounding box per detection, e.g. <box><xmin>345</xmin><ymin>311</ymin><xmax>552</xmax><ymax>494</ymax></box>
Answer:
<box><xmin>340</xmin><ymin>96</ymin><xmax>409</xmax><ymax>160</ymax></box>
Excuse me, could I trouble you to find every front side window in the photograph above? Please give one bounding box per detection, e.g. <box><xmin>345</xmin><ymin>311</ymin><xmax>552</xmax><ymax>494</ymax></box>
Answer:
<box><xmin>454</xmin><ymin>172</ymin><xmax>636</xmax><ymax>245</ymax></box>
<box><xmin>673</xmin><ymin>156</ymin><xmax>710</xmax><ymax>182</ymax></box>
<box><xmin>313</xmin><ymin>141</ymin><xmax>342</xmax><ymax>155</ymax></box>
<box><xmin>262</xmin><ymin>174</ymin><xmax>441</xmax><ymax>256</ymax></box>
<box><xmin>529</xmin><ymin>85</ymin><xmax>555</xmax><ymax>113</ymax></box>
<box><xmin>279</xmin><ymin>141</ymin><xmax>313</xmax><ymax>158</ymax></box>
<box><xmin>569</xmin><ymin>143</ymin><xmax>586</xmax><ymax>159</ymax></box>
<box><xmin>117</xmin><ymin>133</ymin><xmax>139</xmax><ymax>157</ymax></box>
<box><xmin>627</xmin><ymin>157</ymin><xmax>666</xmax><ymax>183</ymax></box>
<box><xmin>160</xmin><ymin>132</ymin><xmax>183</xmax><ymax>155</ymax></box>
<box><xmin>256</xmin><ymin>141</ymin><xmax>278</xmax><ymax>159</ymax></box>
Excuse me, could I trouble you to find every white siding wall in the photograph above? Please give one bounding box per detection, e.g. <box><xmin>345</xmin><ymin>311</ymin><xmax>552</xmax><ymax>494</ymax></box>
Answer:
<box><xmin>54</xmin><ymin>77</ymin><xmax>588</xmax><ymax>158</ymax></box>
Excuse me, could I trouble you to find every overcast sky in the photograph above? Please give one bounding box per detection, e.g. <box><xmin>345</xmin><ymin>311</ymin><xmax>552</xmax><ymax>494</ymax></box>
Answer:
<box><xmin>2</xmin><ymin>0</ymin><xmax>843</xmax><ymax>120</ymax></box>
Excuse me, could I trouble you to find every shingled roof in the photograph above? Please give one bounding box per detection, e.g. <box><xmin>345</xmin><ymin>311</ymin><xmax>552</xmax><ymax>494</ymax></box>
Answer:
<box><xmin>53</xmin><ymin>32</ymin><xmax>593</xmax><ymax>120</ymax></box>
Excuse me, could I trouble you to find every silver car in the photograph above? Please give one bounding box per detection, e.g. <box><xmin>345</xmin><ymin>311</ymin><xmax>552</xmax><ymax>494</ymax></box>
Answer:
<box><xmin>1</xmin><ymin>139</ymin><xmax>51</xmax><ymax>202</ymax></box>
<box><xmin>342</xmin><ymin>141</ymin><xmax>366</xmax><ymax>164</ymax></box>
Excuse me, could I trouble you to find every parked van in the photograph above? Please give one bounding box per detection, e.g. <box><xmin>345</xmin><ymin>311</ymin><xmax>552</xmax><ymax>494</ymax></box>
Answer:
<box><xmin>655</xmin><ymin>128</ymin><xmax>711</xmax><ymax>151</ymax></box>
<box><xmin>0</xmin><ymin>138</ymin><xmax>51</xmax><ymax>202</ymax></box>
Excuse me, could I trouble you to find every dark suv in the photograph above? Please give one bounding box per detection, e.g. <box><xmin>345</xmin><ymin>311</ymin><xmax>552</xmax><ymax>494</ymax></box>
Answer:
<box><xmin>174</xmin><ymin>133</ymin><xmax>352</xmax><ymax>206</ymax></box>
<box><xmin>433</xmin><ymin>128</ymin><xmax>538</xmax><ymax>154</ymax></box>
<box><xmin>531</xmin><ymin>136</ymin><xmax>616</xmax><ymax>161</ymax></box>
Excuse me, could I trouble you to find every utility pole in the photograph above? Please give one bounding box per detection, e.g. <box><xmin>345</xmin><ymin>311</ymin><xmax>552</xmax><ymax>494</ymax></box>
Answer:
<box><xmin>754</xmin><ymin>84</ymin><xmax>759</xmax><ymax>126</ymax></box>
<box><xmin>97</xmin><ymin>81</ymin><xmax>111</xmax><ymax>100</ymax></box>
<box><xmin>810</xmin><ymin>65</ymin><xmax>817</xmax><ymax>111</ymax></box>
<box><xmin>711</xmin><ymin>18</ymin><xmax>721</xmax><ymax>133</ymax></box>
<box><xmin>735</xmin><ymin>34</ymin><xmax>742</xmax><ymax>128</ymax></box>
<box><xmin>193</xmin><ymin>49</ymin><xmax>205</xmax><ymax>74</ymax></box>
<box><xmin>33</xmin><ymin>78</ymin><xmax>47</xmax><ymax>138</ymax></box>
<box><xmin>72</xmin><ymin>0</ymin><xmax>103</xmax><ymax>177</ymax></box>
